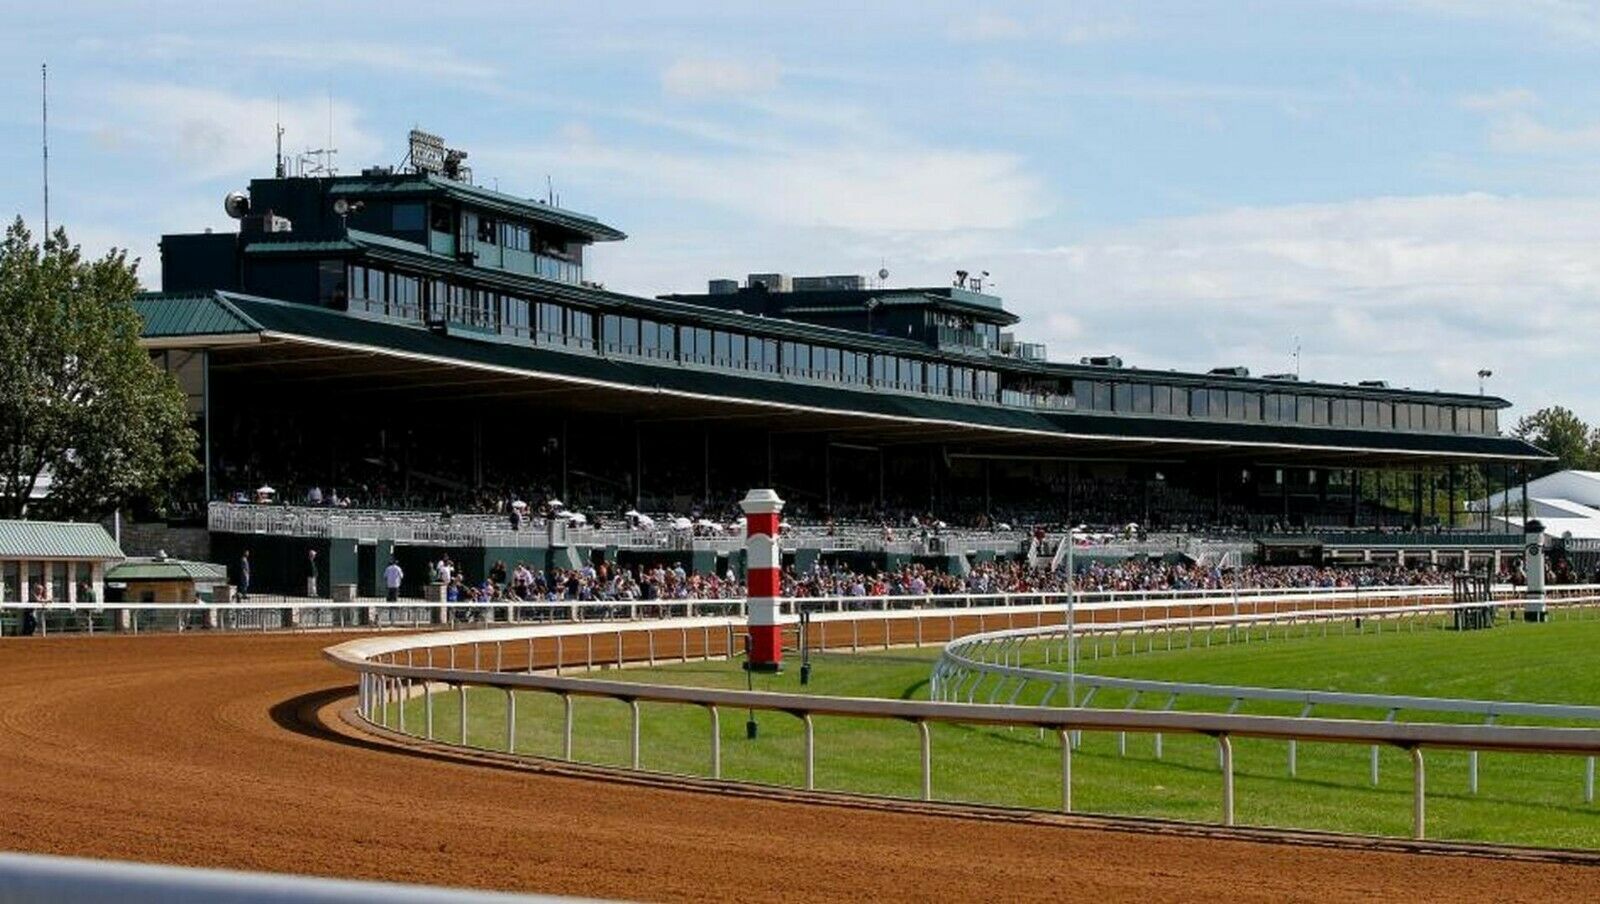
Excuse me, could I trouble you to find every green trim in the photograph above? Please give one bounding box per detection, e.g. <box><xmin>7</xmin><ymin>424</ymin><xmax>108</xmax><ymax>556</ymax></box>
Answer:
<box><xmin>0</xmin><ymin>521</ymin><xmax>123</xmax><ymax>560</ymax></box>
<box><xmin>324</xmin><ymin>174</ymin><xmax>626</xmax><ymax>242</ymax></box>
<box><xmin>201</xmin><ymin>293</ymin><xmax>1546</xmax><ymax>462</ymax></box>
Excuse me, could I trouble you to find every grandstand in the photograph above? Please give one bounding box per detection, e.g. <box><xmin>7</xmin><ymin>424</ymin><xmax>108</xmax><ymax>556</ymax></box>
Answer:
<box><xmin>132</xmin><ymin>128</ymin><xmax>1549</xmax><ymax>591</ymax></box>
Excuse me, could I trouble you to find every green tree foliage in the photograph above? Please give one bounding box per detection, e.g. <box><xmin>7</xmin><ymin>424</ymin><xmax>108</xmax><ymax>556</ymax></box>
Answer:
<box><xmin>1513</xmin><ymin>406</ymin><xmax>1600</xmax><ymax>476</ymax></box>
<box><xmin>0</xmin><ymin>218</ymin><xmax>196</xmax><ymax>519</ymax></box>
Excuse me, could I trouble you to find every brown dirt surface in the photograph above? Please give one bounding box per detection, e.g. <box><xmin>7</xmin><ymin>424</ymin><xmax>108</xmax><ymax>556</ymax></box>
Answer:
<box><xmin>2</xmin><ymin>632</ymin><xmax>1599</xmax><ymax>903</ymax></box>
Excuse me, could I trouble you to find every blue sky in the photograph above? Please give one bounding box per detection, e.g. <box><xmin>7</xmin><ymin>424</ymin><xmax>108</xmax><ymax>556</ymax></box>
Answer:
<box><xmin>6</xmin><ymin>1</ymin><xmax>1600</xmax><ymax>423</ymax></box>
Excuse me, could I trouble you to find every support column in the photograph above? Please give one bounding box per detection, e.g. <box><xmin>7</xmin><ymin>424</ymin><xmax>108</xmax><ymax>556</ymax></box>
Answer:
<box><xmin>741</xmin><ymin>489</ymin><xmax>788</xmax><ymax>672</ymax></box>
<box><xmin>202</xmin><ymin>349</ymin><xmax>212</xmax><ymax>505</ymax></box>
<box><xmin>65</xmin><ymin>562</ymin><xmax>76</xmax><ymax>603</ymax></box>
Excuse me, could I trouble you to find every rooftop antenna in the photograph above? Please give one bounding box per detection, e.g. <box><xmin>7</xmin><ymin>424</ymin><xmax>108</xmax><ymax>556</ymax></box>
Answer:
<box><xmin>41</xmin><ymin>62</ymin><xmax>49</xmax><ymax>235</ymax></box>
<box><xmin>546</xmin><ymin>174</ymin><xmax>554</xmax><ymax>205</ymax></box>
<box><xmin>274</xmin><ymin>99</ymin><xmax>286</xmax><ymax>178</ymax></box>
<box><xmin>1292</xmin><ymin>335</ymin><xmax>1302</xmax><ymax>380</ymax></box>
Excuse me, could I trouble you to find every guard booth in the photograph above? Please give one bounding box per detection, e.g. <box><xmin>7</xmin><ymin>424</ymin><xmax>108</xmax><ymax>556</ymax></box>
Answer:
<box><xmin>1451</xmin><ymin>570</ymin><xmax>1495</xmax><ymax>631</ymax></box>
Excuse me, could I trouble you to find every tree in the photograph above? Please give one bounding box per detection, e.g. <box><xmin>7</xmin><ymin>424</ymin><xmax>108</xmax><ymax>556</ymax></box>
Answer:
<box><xmin>1512</xmin><ymin>406</ymin><xmax>1600</xmax><ymax>476</ymax></box>
<box><xmin>0</xmin><ymin>218</ymin><xmax>196</xmax><ymax>519</ymax></box>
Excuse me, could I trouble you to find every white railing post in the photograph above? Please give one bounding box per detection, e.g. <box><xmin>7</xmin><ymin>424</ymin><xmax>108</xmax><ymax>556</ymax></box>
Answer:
<box><xmin>459</xmin><ymin>684</ymin><xmax>468</xmax><ymax>746</ymax></box>
<box><xmin>710</xmin><ymin>705</ymin><xmax>722</xmax><ymax>779</ymax></box>
<box><xmin>563</xmin><ymin>694</ymin><xmax>574</xmax><ymax>761</ymax></box>
<box><xmin>1411</xmin><ymin>747</ymin><xmax>1426</xmax><ymax>840</ymax></box>
<box><xmin>919</xmin><ymin>721</ymin><xmax>932</xmax><ymax>801</ymax></box>
<box><xmin>1219</xmin><ymin>733</ymin><xmax>1235</xmax><ymax>827</ymax></box>
<box><xmin>506</xmin><ymin>689</ymin><xmax>516</xmax><ymax>754</ymax></box>
<box><xmin>1060</xmin><ymin>728</ymin><xmax>1072</xmax><ymax>814</ymax></box>
<box><xmin>630</xmin><ymin>699</ymin><xmax>641</xmax><ymax>770</ymax></box>
<box><xmin>425</xmin><ymin>681</ymin><xmax>434</xmax><ymax>740</ymax></box>
<box><xmin>803</xmin><ymin>713</ymin><xmax>816</xmax><ymax>790</ymax></box>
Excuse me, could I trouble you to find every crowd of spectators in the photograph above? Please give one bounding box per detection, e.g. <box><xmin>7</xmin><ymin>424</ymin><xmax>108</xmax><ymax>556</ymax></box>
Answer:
<box><xmin>429</xmin><ymin>556</ymin><xmax>1459</xmax><ymax>604</ymax></box>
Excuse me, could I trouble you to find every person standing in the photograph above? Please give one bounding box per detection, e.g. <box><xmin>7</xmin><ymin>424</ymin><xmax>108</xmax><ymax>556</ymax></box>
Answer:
<box><xmin>383</xmin><ymin>557</ymin><xmax>403</xmax><ymax>602</ymax></box>
<box><xmin>238</xmin><ymin>549</ymin><xmax>252</xmax><ymax>601</ymax></box>
<box><xmin>305</xmin><ymin>549</ymin><xmax>319</xmax><ymax>598</ymax></box>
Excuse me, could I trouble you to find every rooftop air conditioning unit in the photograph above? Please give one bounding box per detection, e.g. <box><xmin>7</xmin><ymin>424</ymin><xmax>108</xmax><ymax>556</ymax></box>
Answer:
<box><xmin>708</xmin><ymin>279</ymin><xmax>739</xmax><ymax>295</ymax></box>
<box><xmin>1209</xmin><ymin>366</ymin><xmax>1250</xmax><ymax>377</ymax></box>
<box><xmin>747</xmin><ymin>273</ymin><xmax>792</xmax><ymax>293</ymax></box>
<box><xmin>1080</xmin><ymin>355</ymin><xmax>1124</xmax><ymax>368</ymax></box>
<box><xmin>1358</xmin><ymin>380</ymin><xmax>1389</xmax><ymax>388</ymax></box>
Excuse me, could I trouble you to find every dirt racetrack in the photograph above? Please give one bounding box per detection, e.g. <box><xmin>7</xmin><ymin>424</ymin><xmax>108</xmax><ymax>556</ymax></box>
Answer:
<box><xmin>3</xmin><ymin>633</ymin><xmax>1600</xmax><ymax>902</ymax></box>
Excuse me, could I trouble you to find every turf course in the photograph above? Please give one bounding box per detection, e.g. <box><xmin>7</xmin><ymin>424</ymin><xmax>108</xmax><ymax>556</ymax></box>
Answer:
<box><xmin>396</xmin><ymin>613</ymin><xmax>1600</xmax><ymax>849</ymax></box>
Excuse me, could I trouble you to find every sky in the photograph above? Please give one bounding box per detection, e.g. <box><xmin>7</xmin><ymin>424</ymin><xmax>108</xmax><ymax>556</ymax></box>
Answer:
<box><xmin>5</xmin><ymin>1</ymin><xmax>1600</xmax><ymax>424</ymax></box>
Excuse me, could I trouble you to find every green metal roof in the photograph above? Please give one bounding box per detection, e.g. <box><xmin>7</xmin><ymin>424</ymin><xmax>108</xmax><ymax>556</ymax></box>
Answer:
<box><xmin>134</xmin><ymin>293</ymin><xmax>261</xmax><ymax>338</ymax></box>
<box><xmin>325</xmin><ymin>174</ymin><xmax>626</xmax><ymax>242</ymax></box>
<box><xmin>107</xmin><ymin>559</ymin><xmax>228</xmax><ymax>582</ymax></box>
<box><xmin>241</xmin><ymin>239</ymin><xmax>360</xmax><ymax>255</ymax></box>
<box><xmin>190</xmin><ymin>293</ymin><xmax>1547</xmax><ymax>462</ymax></box>
<box><xmin>0</xmin><ymin>521</ymin><xmax>124</xmax><ymax>560</ymax></box>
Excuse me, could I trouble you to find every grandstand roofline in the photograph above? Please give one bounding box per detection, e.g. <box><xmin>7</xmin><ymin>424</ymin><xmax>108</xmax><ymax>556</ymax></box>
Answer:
<box><xmin>145</xmin><ymin>291</ymin><xmax>1549</xmax><ymax>464</ymax></box>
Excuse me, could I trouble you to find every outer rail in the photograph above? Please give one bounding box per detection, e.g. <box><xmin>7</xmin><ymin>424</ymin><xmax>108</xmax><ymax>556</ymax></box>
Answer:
<box><xmin>324</xmin><ymin>593</ymin><xmax>1600</xmax><ymax>841</ymax></box>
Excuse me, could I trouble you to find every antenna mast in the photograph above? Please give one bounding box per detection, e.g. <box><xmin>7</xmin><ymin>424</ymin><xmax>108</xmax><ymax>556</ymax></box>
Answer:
<box><xmin>1292</xmin><ymin>335</ymin><xmax>1302</xmax><ymax>380</ymax></box>
<box><xmin>274</xmin><ymin>97</ymin><xmax>285</xmax><ymax>178</ymax></box>
<box><xmin>41</xmin><ymin>62</ymin><xmax>49</xmax><ymax>236</ymax></box>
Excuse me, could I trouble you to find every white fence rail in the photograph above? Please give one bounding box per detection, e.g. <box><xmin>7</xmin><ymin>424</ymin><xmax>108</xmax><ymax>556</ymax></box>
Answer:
<box><xmin>323</xmin><ymin>590</ymin><xmax>1600</xmax><ymax>841</ymax></box>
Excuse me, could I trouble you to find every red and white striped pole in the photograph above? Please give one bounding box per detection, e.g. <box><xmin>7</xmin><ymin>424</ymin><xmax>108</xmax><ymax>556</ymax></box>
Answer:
<box><xmin>741</xmin><ymin>488</ymin><xmax>786</xmax><ymax>672</ymax></box>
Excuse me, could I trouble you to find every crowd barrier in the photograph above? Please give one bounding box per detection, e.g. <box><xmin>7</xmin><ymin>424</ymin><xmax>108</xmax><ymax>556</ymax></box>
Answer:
<box><xmin>323</xmin><ymin>588</ymin><xmax>1600</xmax><ymax>842</ymax></box>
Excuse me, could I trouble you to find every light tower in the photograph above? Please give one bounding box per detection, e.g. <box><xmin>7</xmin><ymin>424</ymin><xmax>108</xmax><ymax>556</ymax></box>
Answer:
<box><xmin>741</xmin><ymin>488</ymin><xmax>787</xmax><ymax>671</ymax></box>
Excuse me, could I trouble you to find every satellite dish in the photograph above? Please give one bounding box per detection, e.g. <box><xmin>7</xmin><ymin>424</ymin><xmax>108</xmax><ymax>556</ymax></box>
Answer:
<box><xmin>332</xmin><ymin>198</ymin><xmax>350</xmax><ymax>216</ymax></box>
<box><xmin>877</xmin><ymin>267</ymin><xmax>889</xmax><ymax>282</ymax></box>
<box><xmin>223</xmin><ymin>191</ymin><xmax>250</xmax><ymax>219</ymax></box>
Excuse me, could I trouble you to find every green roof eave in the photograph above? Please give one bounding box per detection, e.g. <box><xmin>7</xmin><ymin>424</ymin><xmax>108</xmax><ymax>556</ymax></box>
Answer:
<box><xmin>107</xmin><ymin>559</ymin><xmax>228</xmax><ymax>582</ymax></box>
<box><xmin>210</xmin><ymin>294</ymin><xmax>1548</xmax><ymax>463</ymax></box>
<box><xmin>325</xmin><ymin>175</ymin><xmax>626</xmax><ymax>242</ymax></box>
<box><xmin>134</xmin><ymin>292</ymin><xmax>263</xmax><ymax>339</ymax></box>
<box><xmin>0</xmin><ymin>520</ymin><xmax>124</xmax><ymax>560</ymax></box>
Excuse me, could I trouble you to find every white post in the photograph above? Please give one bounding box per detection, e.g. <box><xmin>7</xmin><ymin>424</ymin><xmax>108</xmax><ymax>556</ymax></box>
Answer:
<box><xmin>710</xmin><ymin>705</ymin><xmax>721</xmax><ymax>779</ymax></box>
<box><xmin>630</xmin><ymin>699</ymin><xmax>641</xmax><ymax>769</ymax></box>
<box><xmin>1411</xmin><ymin>747</ymin><xmax>1426</xmax><ymax>840</ymax></box>
<box><xmin>1219</xmin><ymin>734</ymin><xmax>1235</xmax><ymax>826</ymax></box>
<box><xmin>505</xmin><ymin>689</ymin><xmax>516</xmax><ymax>753</ymax></box>
<box><xmin>563</xmin><ymin>694</ymin><xmax>574</xmax><ymax>761</ymax></box>
<box><xmin>1060</xmin><ymin>728</ymin><xmax>1073</xmax><ymax>814</ymax></box>
<box><xmin>802</xmin><ymin>714</ymin><xmax>815</xmax><ymax>790</ymax></box>
<box><xmin>919</xmin><ymin>722</ymin><xmax>932</xmax><ymax>801</ymax></box>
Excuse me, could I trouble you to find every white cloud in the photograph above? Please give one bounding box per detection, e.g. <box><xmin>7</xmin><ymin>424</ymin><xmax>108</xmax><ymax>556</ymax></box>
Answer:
<box><xmin>953</xmin><ymin>13</ymin><xmax>1027</xmax><ymax>41</ymax></box>
<box><xmin>102</xmin><ymin>85</ymin><xmax>380</xmax><ymax>181</ymax></box>
<box><xmin>662</xmin><ymin>57</ymin><xmax>781</xmax><ymax>98</ymax></box>
<box><xmin>1402</xmin><ymin>1</ymin><xmax>1600</xmax><ymax>41</ymax></box>
<box><xmin>1488</xmin><ymin>113</ymin><xmax>1600</xmax><ymax>154</ymax></box>
<box><xmin>950</xmin><ymin>10</ymin><xmax>1136</xmax><ymax>44</ymax></box>
<box><xmin>1458</xmin><ymin>87</ymin><xmax>1539</xmax><ymax>111</ymax></box>
<box><xmin>991</xmin><ymin>194</ymin><xmax>1600</xmax><ymax>418</ymax></box>
<box><xmin>500</xmin><ymin>142</ymin><xmax>1045</xmax><ymax>233</ymax></box>
<box><xmin>244</xmin><ymin>42</ymin><xmax>499</xmax><ymax>82</ymax></box>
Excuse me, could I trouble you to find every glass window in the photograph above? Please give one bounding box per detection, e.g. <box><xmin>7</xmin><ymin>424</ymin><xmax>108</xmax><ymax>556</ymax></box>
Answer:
<box><xmin>477</xmin><ymin>216</ymin><xmax>498</xmax><ymax>244</ymax></box>
<box><xmin>392</xmin><ymin>203</ymin><xmax>425</xmax><ymax>232</ymax></box>
<box><xmin>1189</xmin><ymin>388</ymin><xmax>1208</xmax><ymax>417</ymax></box>
<box><xmin>1131</xmin><ymin>383</ymin><xmax>1153</xmax><ymax>413</ymax></box>
<box><xmin>1152</xmin><ymin>384</ymin><xmax>1172</xmax><ymax>415</ymax></box>
<box><xmin>1090</xmin><ymin>381</ymin><xmax>1111</xmax><ymax>411</ymax></box>
<box><xmin>1227</xmin><ymin>390</ymin><xmax>1246</xmax><ymax>420</ymax></box>
<box><xmin>1207</xmin><ymin>388</ymin><xmax>1226</xmax><ymax>419</ymax></box>
<box><xmin>393</xmin><ymin>274</ymin><xmax>420</xmax><ymax>320</ymax></box>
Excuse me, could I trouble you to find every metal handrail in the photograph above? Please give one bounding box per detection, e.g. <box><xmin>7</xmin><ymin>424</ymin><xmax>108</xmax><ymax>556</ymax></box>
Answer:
<box><xmin>324</xmin><ymin>593</ymin><xmax>1600</xmax><ymax>840</ymax></box>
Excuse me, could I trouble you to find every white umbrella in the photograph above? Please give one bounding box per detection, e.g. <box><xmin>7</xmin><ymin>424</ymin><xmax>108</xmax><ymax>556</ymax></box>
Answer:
<box><xmin>256</xmin><ymin>485</ymin><xmax>276</xmax><ymax>495</ymax></box>
<box><xmin>635</xmin><ymin>514</ymin><xmax>656</xmax><ymax>528</ymax></box>
<box><xmin>672</xmin><ymin>517</ymin><xmax>693</xmax><ymax>530</ymax></box>
<box><xmin>511</xmin><ymin>499</ymin><xmax>528</xmax><ymax>510</ymax></box>
<box><xmin>547</xmin><ymin>498</ymin><xmax>565</xmax><ymax>509</ymax></box>
<box><xmin>625</xmin><ymin>509</ymin><xmax>642</xmax><ymax>518</ymax></box>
